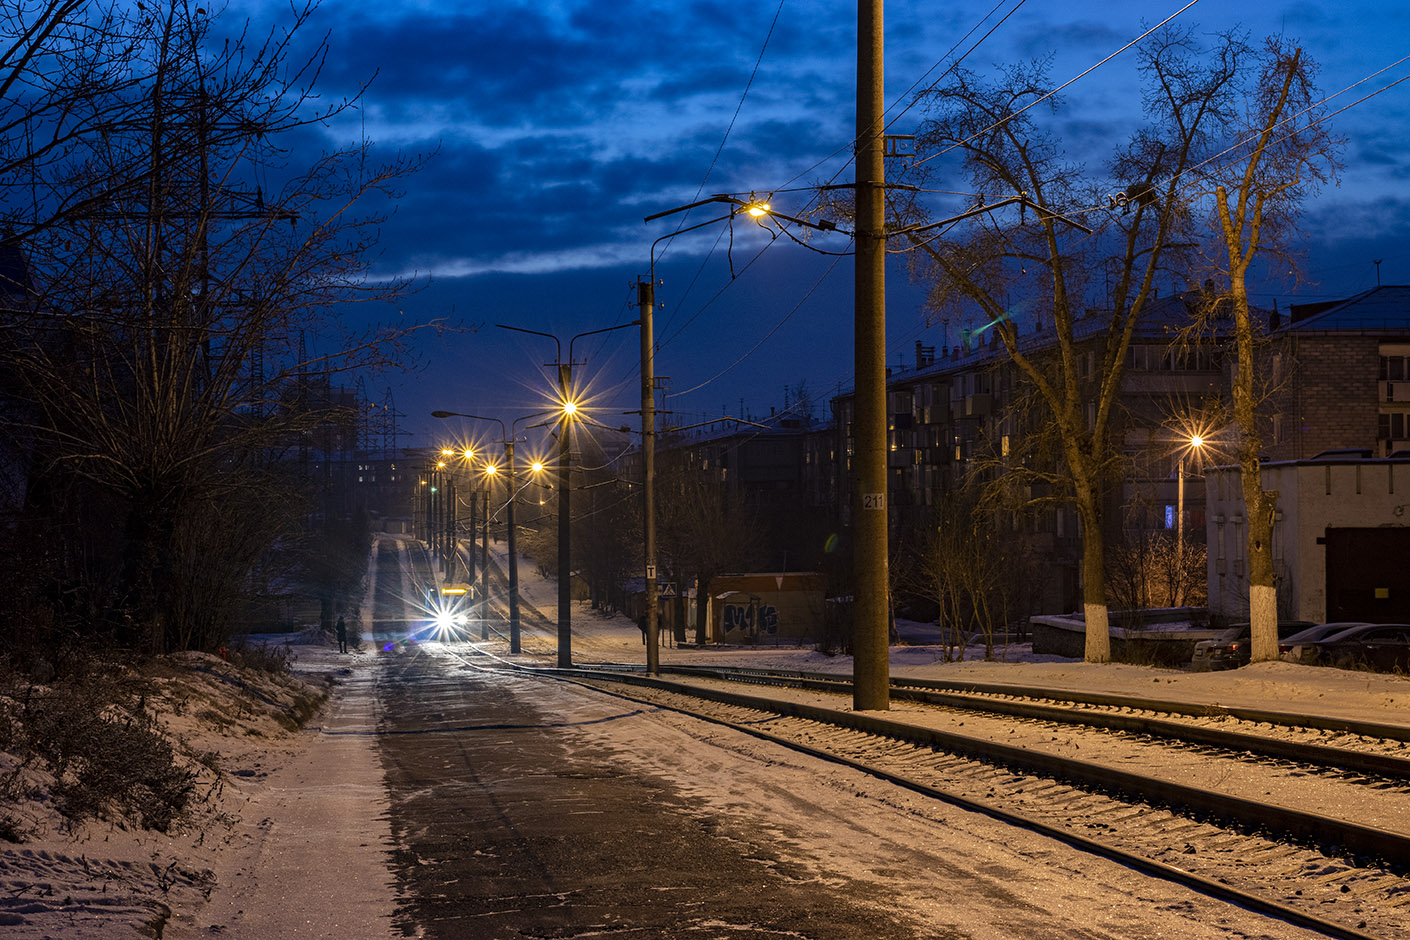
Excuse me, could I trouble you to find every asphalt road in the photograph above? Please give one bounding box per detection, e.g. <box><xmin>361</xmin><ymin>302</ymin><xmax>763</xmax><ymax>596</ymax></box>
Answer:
<box><xmin>372</xmin><ymin>650</ymin><xmax>960</xmax><ymax>939</ymax></box>
<box><xmin>366</xmin><ymin>539</ymin><xmax>1339</xmax><ymax>940</ymax></box>
<box><xmin>369</xmin><ymin>539</ymin><xmax>960</xmax><ymax>939</ymax></box>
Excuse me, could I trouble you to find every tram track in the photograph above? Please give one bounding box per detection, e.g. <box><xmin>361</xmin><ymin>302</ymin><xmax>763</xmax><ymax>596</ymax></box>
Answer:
<box><xmin>435</xmin><ymin>644</ymin><xmax>1410</xmax><ymax>940</ymax></box>
<box><xmin>398</xmin><ymin>536</ymin><xmax>1410</xmax><ymax>938</ymax></box>
<box><xmin>650</xmin><ymin>664</ymin><xmax>1410</xmax><ymax>780</ymax></box>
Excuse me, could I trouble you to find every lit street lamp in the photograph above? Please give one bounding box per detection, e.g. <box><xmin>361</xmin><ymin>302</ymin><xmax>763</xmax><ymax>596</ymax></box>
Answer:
<box><xmin>496</xmin><ymin>322</ymin><xmax>636</xmax><ymax>668</ymax></box>
<box><xmin>1178</xmin><ymin>433</ymin><xmax>1205</xmax><ymax>569</ymax></box>
<box><xmin>431</xmin><ymin>410</ymin><xmax>548</xmax><ymax>654</ymax></box>
<box><xmin>641</xmin><ymin>194</ymin><xmax>839</xmax><ymax>675</ymax></box>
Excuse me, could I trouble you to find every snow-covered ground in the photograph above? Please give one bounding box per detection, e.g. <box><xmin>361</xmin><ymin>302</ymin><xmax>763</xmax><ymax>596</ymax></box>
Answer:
<box><xmin>2</xmin><ymin>539</ymin><xmax>1405</xmax><ymax>938</ymax></box>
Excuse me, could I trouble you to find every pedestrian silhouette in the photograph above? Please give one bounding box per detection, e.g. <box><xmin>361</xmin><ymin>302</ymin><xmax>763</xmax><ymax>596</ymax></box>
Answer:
<box><xmin>336</xmin><ymin>615</ymin><xmax>348</xmax><ymax>653</ymax></box>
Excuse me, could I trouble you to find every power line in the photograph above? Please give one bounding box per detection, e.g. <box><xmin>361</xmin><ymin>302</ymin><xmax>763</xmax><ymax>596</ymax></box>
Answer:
<box><xmin>657</xmin><ymin>0</ymin><xmax>787</xmax><ymax>271</ymax></box>
<box><xmin>910</xmin><ymin>0</ymin><xmax>1204</xmax><ymax>172</ymax></box>
<box><xmin>670</xmin><ymin>247</ymin><xmax>850</xmax><ymax>398</ymax></box>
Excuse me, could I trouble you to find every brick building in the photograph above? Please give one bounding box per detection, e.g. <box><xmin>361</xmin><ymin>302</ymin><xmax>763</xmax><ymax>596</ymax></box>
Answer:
<box><xmin>831</xmin><ymin>289</ymin><xmax>1231</xmax><ymax>612</ymax></box>
<box><xmin>1266</xmin><ymin>285</ymin><xmax>1410</xmax><ymax>459</ymax></box>
<box><xmin>1206</xmin><ymin>286</ymin><xmax>1410</xmax><ymax>625</ymax></box>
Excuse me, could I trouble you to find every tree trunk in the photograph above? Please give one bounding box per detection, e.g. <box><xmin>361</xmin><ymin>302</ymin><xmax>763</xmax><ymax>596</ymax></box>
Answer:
<box><xmin>1230</xmin><ymin>277</ymin><xmax>1280</xmax><ymax>661</ymax></box>
<box><xmin>1078</xmin><ymin>498</ymin><xmax>1111</xmax><ymax>662</ymax></box>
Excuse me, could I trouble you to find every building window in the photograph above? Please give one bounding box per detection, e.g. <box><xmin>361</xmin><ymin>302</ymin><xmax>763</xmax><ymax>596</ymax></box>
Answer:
<box><xmin>1381</xmin><ymin>412</ymin><xmax>1409</xmax><ymax>441</ymax></box>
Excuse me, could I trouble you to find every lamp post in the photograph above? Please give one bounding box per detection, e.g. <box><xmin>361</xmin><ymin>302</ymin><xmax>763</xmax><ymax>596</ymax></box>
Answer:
<box><xmin>497</xmin><ymin>323</ymin><xmax>637</xmax><ymax>668</ymax></box>
<box><xmin>431</xmin><ymin>410</ymin><xmax>548</xmax><ymax>654</ymax></box>
<box><xmin>1178</xmin><ymin>434</ymin><xmax>1205</xmax><ymax>570</ymax></box>
<box><xmin>640</xmin><ymin>194</ymin><xmax>806</xmax><ymax>674</ymax></box>
<box><xmin>480</xmin><ymin>488</ymin><xmax>490</xmax><ymax>639</ymax></box>
<box><xmin>438</xmin><ymin>447</ymin><xmax>480</xmax><ymax>590</ymax></box>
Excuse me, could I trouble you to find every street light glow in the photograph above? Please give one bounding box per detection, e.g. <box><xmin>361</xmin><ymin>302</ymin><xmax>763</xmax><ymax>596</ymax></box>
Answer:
<box><xmin>531</xmin><ymin>460</ymin><xmax>544</xmax><ymax>474</ymax></box>
<box><xmin>746</xmin><ymin>202</ymin><xmax>770</xmax><ymax>217</ymax></box>
<box><xmin>563</xmin><ymin>400</ymin><xmax>578</xmax><ymax>417</ymax></box>
<box><xmin>484</xmin><ymin>464</ymin><xmax>498</xmax><ymax>476</ymax></box>
<box><xmin>1190</xmin><ymin>434</ymin><xmax>1204</xmax><ymax>448</ymax></box>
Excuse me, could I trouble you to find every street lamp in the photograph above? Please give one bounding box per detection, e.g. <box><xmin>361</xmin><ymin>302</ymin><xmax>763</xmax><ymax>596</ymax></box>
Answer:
<box><xmin>438</xmin><ymin>444</ymin><xmax>483</xmax><ymax>599</ymax></box>
<box><xmin>641</xmin><ymin>194</ymin><xmax>841</xmax><ymax>675</ymax></box>
<box><xmin>431</xmin><ymin>409</ymin><xmax>549</xmax><ymax>654</ymax></box>
<box><xmin>1177</xmin><ymin>434</ymin><xmax>1205</xmax><ymax>571</ymax></box>
<box><xmin>496</xmin><ymin>322</ymin><xmax>636</xmax><ymax>668</ymax></box>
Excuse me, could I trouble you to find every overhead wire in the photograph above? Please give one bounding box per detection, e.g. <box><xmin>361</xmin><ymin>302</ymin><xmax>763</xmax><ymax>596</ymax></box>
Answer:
<box><xmin>774</xmin><ymin>0</ymin><xmax>1025</xmax><ymax>196</ymax></box>
<box><xmin>650</xmin><ymin>6</ymin><xmax>1407</xmax><ymax>464</ymax></box>
<box><xmin>652</xmin><ymin>0</ymin><xmax>1026</xmax><ymax>408</ymax></box>
<box><xmin>909</xmin><ymin>0</ymin><xmax>1204</xmax><ymax>173</ymax></box>
<box><xmin>1043</xmin><ymin>52</ymin><xmax>1410</xmax><ymax>226</ymax></box>
<box><xmin>671</xmin><ymin>246</ymin><xmax>851</xmax><ymax>398</ymax></box>
<box><xmin>646</xmin><ymin>0</ymin><xmax>1223</xmax><ymax>419</ymax></box>
<box><xmin>656</xmin><ymin>0</ymin><xmax>787</xmax><ymax>273</ymax></box>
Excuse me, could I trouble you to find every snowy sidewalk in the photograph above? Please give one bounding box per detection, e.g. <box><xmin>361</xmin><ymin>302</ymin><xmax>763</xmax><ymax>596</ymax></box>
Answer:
<box><xmin>164</xmin><ymin>660</ymin><xmax>398</xmax><ymax>938</ymax></box>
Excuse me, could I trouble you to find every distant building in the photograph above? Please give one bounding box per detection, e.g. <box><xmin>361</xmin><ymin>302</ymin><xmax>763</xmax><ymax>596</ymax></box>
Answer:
<box><xmin>1205</xmin><ymin>285</ymin><xmax>1410</xmax><ymax>625</ymax></box>
<box><xmin>1265</xmin><ymin>285</ymin><xmax>1410</xmax><ymax>459</ymax></box>
<box><xmin>831</xmin><ymin>289</ymin><xmax>1233</xmax><ymax>612</ymax></box>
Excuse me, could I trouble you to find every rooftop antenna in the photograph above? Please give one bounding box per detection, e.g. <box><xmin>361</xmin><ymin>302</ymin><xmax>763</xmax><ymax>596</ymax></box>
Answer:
<box><xmin>1374</xmin><ymin>258</ymin><xmax>1383</xmax><ymax>287</ymax></box>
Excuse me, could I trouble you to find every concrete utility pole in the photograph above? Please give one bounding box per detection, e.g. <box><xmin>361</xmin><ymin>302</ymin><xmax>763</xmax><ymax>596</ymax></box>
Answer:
<box><xmin>480</xmin><ymin>491</ymin><xmax>490</xmax><ymax>640</ymax></box>
<box><xmin>853</xmin><ymin>0</ymin><xmax>890</xmax><ymax>711</ymax></box>
<box><xmin>467</xmin><ymin>478</ymin><xmax>477</xmax><ymax>586</ymax></box>
<box><xmin>638</xmin><ymin>277</ymin><xmax>660</xmax><ymax>675</ymax></box>
<box><xmin>557</xmin><ymin>361</ymin><xmax>573</xmax><ymax>668</ymax></box>
<box><xmin>505</xmin><ymin>438</ymin><xmax>521</xmax><ymax>653</ymax></box>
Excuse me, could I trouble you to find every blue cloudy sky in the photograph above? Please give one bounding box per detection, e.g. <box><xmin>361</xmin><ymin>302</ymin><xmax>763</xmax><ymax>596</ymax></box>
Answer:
<box><xmin>229</xmin><ymin>0</ymin><xmax>1410</xmax><ymax>448</ymax></box>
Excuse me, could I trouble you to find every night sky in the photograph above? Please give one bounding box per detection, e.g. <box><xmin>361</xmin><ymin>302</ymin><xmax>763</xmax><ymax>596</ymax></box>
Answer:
<box><xmin>228</xmin><ymin>0</ymin><xmax>1410</xmax><ymax>451</ymax></box>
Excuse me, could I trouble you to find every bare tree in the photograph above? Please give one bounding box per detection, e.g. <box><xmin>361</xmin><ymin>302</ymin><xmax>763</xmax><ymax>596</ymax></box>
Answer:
<box><xmin>0</xmin><ymin>2</ymin><xmax>428</xmax><ymax>652</ymax></box>
<box><xmin>896</xmin><ymin>30</ymin><xmax>1242</xmax><ymax>661</ymax></box>
<box><xmin>654</xmin><ymin>447</ymin><xmax>765</xmax><ymax>645</ymax></box>
<box><xmin>1192</xmin><ymin>39</ymin><xmax>1340</xmax><ymax>661</ymax></box>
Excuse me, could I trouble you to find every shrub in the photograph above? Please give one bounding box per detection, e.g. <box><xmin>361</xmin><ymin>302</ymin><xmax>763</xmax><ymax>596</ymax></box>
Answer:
<box><xmin>24</xmin><ymin>690</ymin><xmax>195</xmax><ymax>832</ymax></box>
<box><xmin>226</xmin><ymin>640</ymin><xmax>294</xmax><ymax>676</ymax></box>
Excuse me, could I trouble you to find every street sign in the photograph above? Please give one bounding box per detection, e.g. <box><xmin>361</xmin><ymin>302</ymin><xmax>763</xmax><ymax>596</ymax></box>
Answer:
<box><xmin>645</xmin><ymin>564</ymin><xmax>656</xmax><ymax>580</ymax></box>
<box><xmin>660</xmin><ymin>582</ymin><xmax>677</xmax><ymax>597</ymax></box>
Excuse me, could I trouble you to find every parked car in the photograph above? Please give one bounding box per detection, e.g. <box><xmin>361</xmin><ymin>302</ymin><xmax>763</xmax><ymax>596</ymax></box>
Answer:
<box><xmin>1297</xmin><ymin>622</ymin><xmax>1410</xmax><ymax>672</ymax></box>
<box><xmin>1190</xmin><ymin>621</ymin><xmax>1314</xmax><ymax>671</ymax></box>
<box><xmin>1279</xmin><ymin>623</ymin><xmax>1373</xmax><ymax>664</ymax></box>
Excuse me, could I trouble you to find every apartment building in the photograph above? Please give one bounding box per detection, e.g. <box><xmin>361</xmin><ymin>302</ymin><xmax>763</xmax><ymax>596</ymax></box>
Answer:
<box><xmin>832</xmin><ymin>289</ymin><xmax>1230</xmax><ymax>611</ymax></box>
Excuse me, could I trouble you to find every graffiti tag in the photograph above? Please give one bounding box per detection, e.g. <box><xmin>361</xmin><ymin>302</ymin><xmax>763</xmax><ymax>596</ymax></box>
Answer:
<box><xmin>722</xmin><ymin>603</ymin><xmax>779</xmax><ymax>637</ymax></box>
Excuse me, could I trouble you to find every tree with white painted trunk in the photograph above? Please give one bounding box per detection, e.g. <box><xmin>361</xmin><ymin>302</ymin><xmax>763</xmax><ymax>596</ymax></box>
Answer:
<box><xmin>901</xmin><ymin>28</ymin><xmax>1243</xmax><ymax>662</ymax></box>
<box><xmin>1197</xmin><ymin>39</ymin><xmax>1340</xmax><ymax>662</ymax></box>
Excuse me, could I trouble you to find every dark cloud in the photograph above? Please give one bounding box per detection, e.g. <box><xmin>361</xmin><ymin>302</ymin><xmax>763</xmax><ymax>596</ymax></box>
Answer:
<box><xmin>215</xmin><ymin>0</ymin><xmax>1410</xmax><ymax>439</ymax></box>
<box><xmin>1010</xmin><ymin>20</ymin><xmax>1129</xmax><ymax>63</ymax></box>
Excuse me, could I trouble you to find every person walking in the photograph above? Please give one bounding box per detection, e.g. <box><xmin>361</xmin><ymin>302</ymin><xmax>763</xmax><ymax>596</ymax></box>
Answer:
<box><xmin>336</xmin><ymin>615</ymin><xmax>348</xmax><ymax>653</ymax></box>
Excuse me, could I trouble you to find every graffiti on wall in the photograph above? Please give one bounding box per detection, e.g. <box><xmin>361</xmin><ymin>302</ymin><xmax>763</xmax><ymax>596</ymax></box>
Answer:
<box><xmin>722</xmin><ymin>602</ymin><xmax>778</xmax><ymax>638</ymax></box>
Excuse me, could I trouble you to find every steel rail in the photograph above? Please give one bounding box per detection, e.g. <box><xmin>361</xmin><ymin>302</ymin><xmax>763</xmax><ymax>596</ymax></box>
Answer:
<box><xmin>650</xmin><ymin>663</ymin><xmax>1410</xmax><ymax>742</ymax></box>
<box><xmin>499</xmin><ymin>662</ymin><xmax>1392</xmax><ymax>940</ymax></box>
<box><xmin>536</xmin><ymin>666</ymin><xmax>1410</xmax><ymax>867</ymax></box>
<box><xmin>652</xmin><ymin>664</ymin><xmax>1410</xmax><ymax>781</ymax></box>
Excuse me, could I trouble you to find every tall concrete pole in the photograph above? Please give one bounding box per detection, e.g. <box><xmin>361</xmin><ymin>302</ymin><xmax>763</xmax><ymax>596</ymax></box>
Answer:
<box><xmin>853</xmin><ymin>0</ymin><xmax>890</xmax><ymax>710</ymax></box>
<box><xmin>467</xmin><ymin>476</ymin><xmax>477</xmax><ymax>587</ymax></box>
<box><xmin>506</xmin><ymin>439</ymin><xmax>521</xmax><ymax>653</ymax></box>
<box><xmin>448</xmin><ymin>475</ymin><xmax>458</xmax><ymax>582</ymax></box>
<box><xmin>480</xmin><ymin>490</ymin><xmax>490</xmax><ymax>641</ymax></box>
<box><xmin>639</xmin><ymin>277</ymin><xmax>660</xmax><ymax>675</ymax></box>
<box><xmin>557</xmin><ymin>362</ymin><xmax>573</xmax><ymax>668</ymax></box>
<box><xmin>436</xmin><ymin>467</ymin><xmax>446</xmax><ymax>575</ymax></box>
